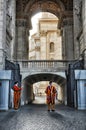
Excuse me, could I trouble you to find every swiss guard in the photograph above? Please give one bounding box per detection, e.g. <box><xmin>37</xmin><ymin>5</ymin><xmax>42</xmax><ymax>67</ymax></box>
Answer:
<box><xmin>13</xmin><ymin>81</ymin><xmax>22</xmax><ymax>110</ymax></box>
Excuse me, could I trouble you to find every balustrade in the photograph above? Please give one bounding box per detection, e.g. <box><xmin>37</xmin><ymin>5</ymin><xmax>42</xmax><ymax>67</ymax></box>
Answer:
<box><xmin>17</xmin><ymin>60</ymin><xmax>73</xmax><ymax>72</ymax></box>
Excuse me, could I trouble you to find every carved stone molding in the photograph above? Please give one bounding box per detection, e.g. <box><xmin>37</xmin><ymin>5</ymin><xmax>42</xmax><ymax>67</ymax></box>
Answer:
<box><xmin>30</xmin><ymin>1</ymin><xmax>60</xmax><ymax>11</ymax></box>
<box><xmin>40</xmin><ymin>31</ymin><xmax>47</xmax><ymax>37</ymax></box>
<box><xmin>16</xmin><ymin>0</ymin><xmax>73</xmax><ymax>19</ymax></box>
<box><xmin>28</xmin><ymin>1</ymin><xmax>61</xmax><ymax>18</ymax></box>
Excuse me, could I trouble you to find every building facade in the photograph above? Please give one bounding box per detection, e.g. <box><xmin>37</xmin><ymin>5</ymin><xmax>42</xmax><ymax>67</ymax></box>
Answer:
<box><xmin>29</xmin><ymin>13</ymin><xmax>62</xmax><ymax>60</ymax></box>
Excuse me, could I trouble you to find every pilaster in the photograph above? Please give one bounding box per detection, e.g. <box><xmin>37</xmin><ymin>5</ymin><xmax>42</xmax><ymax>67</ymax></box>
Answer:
<box><xmin>16</xmin><ymin>19</ymin><xmax>28</xmax><ymax>60</ymax></box>
<box><xmin>73</xmin><ymin>0</ymin><xmax>82</xmax><ymax>59</ymax></box>
<box><xmin>62</xmin><ymin>17</ymin><xmax>74</xmax><ymax>60</ymax></box>
<box><xmin>10</xmin><ymin>0</ymin><xmax>16</xmax><ymax>61</ymax></box>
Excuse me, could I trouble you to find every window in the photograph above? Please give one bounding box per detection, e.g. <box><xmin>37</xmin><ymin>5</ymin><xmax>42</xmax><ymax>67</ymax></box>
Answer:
<box><xmin>50</xmin><ymin>42</ymin><xmax>54</xmax><ymax>52</ymax></box>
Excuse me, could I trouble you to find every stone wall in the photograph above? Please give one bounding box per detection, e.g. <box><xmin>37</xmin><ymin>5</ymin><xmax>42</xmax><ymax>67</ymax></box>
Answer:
<box><xmin>0</xmin><ymin>0</ymin><xmax>6</xmax><ymax>69</ymax></box>
<box><xmin>10</xmin><ymin>0</ymin><xmax>16</xmax><ymax>60</ymax></box>
<box><xmin>82</xmin><ymin>0</ymin><xmax>86</xmax><ymax>68</ymax></box>
<box><xmin>73</xmin><ymin>0</ymin><xmax>86</xmax><ymax>68</ymax></box>
<box><xmin>73</xmin><ymin>0</ymin><xmax>82</xmax><ymax>59</ymax></box>
<box><xmin>16</xmin><ymin>19</ymin><xmax>28</xmax><ymax>60</ymax></box>
<box><xmin>46</xmin><ymin>31</ymin><xmax>62</xmax><ymax>60</ymax></box>
<box><xmin>6</xmin><ymin>0</ymin><xmax>16</xmax><ymax>60</ymax></box>
<box><xmin>62</xmin><ymin>18</ymin><xmax>74</xmax><ymax>60</ymax></box>
<box><xmin>29</xmin><ymin>14</ymin><xmax>62</xmax><ymax>60</ymax></box>
<box><xmin>75</xmin><ymin>70</ymin><xmax>86</xmax><ymax>110</ymax></box>
<box><xmin>0</xmin><ymin>0</ymin><xmax>16</xmax><ymax>69</ymax></box>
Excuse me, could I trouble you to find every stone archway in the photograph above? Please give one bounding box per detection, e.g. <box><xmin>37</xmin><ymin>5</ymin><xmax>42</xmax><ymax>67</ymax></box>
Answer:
<box><xmin>21</xmin><ymin>73</ymin><xmax>66</xmax><ymax>105</ymax></box>
<box><xmin>15</xmin><ymin>0</ymin><xmax>74</xmax><ymax>61</ymax></box>
<box><xmin>24</xmin><ymin>0</ymin><xmax>65</xmax><ymax>18</ymax></box>
<box><xmin>15</xmin><ymin>0</ymin><xmax>75</xmax><ymax>108</ymax></box>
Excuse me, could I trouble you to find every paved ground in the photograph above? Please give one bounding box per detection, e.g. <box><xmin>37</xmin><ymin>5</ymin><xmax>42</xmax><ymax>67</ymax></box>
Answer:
<box><xmin>0</xmin><ymin>96</ymin><xmax>86</xmax><ymax>130</ymax></box>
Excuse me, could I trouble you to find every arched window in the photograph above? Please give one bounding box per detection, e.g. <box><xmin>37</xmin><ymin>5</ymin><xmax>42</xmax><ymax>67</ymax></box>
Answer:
<box><xmin>50</xmin><ymin>42</ymin><xmax>54</xmax><ymax>52</ymax></box>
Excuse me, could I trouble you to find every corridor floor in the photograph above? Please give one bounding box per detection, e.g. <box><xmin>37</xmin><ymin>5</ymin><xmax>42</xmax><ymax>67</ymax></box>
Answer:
<box><xmin>0</xmin><ymin>103</ymin><xmax>86</xmax><ymax>130</ymax></box>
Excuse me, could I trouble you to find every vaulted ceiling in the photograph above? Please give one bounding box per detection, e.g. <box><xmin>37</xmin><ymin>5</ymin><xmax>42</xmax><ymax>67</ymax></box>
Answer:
<box><xmin>16</xmin><ymin>0</ymin><xmax>73</xmax><ymax>19</ymax></box>
<box><xmin>24</xmin><ymin>73</ymin><xmax>66</xmax><ymax>87</ymax></box>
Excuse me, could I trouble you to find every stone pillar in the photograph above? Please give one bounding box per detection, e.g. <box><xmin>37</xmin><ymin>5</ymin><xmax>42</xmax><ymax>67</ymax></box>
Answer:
<box><xmin>82</xmin><ymin>0</ymin><xmax>86</xmax><ymax>68</ymax></box>
<box><xmin>10</xmin><ymin>0</ymin><xmax>16</xmax><ymax>60</ymax></box>
<box><xmin>6</xmin><ymin>0</ymin><xmax>16</xmax><ymax>60</ymax></box>
<box><xmin>62</xmin><ymin>17</ymin><xmax>74</xmax><ymax>60</ymax></box>
<box><xmin>40</xmin><ymin>31</ymin><xmax>47</xmax><ymax>60</ymax></box>
<box><xmin>73</xmin><ymin>0</ymin><xmax>82</xmax><ymax>59</ymax></box>
<box><xmin>16</xmin><ymin>19</ymin><xmax>28</xmax><ymax>60</ymax></box>
<box><xmin>0</xmin><ymin>0</ymin><xmax>6</xmax><ymax>69</ymax></box>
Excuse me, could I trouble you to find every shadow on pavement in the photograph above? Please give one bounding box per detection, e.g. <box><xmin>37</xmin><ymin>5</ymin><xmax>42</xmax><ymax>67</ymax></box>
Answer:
<box><xmin>48</xmin><ymin>111</ymin><xmax>64</xmax><ymax>120</ymax></box>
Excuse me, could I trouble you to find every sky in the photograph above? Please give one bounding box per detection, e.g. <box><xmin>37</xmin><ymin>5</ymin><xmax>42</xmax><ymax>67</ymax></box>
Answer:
<box><xmin>29</xmin><ymin>12</ymin><xmax>42</xmax><ymax>38</ymax></box>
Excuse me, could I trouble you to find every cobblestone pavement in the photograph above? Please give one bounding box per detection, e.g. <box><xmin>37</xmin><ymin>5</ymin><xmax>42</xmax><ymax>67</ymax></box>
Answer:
<box><xmin>0</xmin><ymin>103</ymin><xmax>86</xmax><ymax>130</ymax></box>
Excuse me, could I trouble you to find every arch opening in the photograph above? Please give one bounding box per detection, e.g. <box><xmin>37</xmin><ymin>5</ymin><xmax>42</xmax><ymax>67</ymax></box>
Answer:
<box><xmin>15</xmin><ymin>0</ymin><xmax>74</xmax><ymax>108</ymax></box>
<box><xmin>21</xmin><ymin>73</ymin><xmax>67</xmax><ymax>106</ymax></box>
<box><xmin>29</xmin><ymin>12</ymin><xmax>62</xmax><ymax>60</ymax></box>
<box><xmin>24</xmin><ymin>0</ymin><xmax>65</xmax><ymax>19</ymax></box>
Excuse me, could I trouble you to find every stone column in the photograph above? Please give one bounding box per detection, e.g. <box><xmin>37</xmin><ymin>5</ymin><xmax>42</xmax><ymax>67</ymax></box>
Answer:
<box><xmin>82</xmin><ymin>0</ymin><xmax>86</xmax><ymax>68</ymax></box>
<box><xmin>73</xmin><ymin>0</ymin><xmax>82</xmax><ymax>59</ymax></box>
<box><xmin>0</xmin><ymin>0</ymin><xmax>6</xmax><ymax>69</ymax></box>
<box><xmin>62</xmin><ymin>17</ymin><xmax>74</xmax><ymax>60</ymax></box>
<box><xmin>15</xmin><ymin>19</ymin><xmax>28</xmax><ymax>60</ymax></box>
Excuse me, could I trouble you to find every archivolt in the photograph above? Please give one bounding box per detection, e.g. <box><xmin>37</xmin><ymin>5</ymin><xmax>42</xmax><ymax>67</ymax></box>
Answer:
<box><xmin>24</xmin><ymin>0</ymin><xmax>65</xmax><ymax>18</ymax></box>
